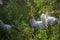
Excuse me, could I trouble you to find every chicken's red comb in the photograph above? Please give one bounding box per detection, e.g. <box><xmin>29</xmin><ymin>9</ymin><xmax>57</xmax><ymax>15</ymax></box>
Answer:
<box><xmin>29</xmin><ymin>14</ymin><xmax>33</xmax><ymax>17</ymax></box>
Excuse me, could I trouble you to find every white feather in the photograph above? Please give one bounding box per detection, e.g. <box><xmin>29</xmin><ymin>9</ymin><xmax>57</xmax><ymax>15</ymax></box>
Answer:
<box><xmin>4</xmin><ymin>24</ymin><xmax>11</xmax><ymax>30</ymax></box>
<box><xmin>42</xmin><ymin>11</ymin><xmax>57</xmax><ymax>25</ymax></box>
<box><xmin>0</xmin><ymin>20</ymin><xmax>12</xmax><ymax>30</ymax></box>
<box><xmin>30</xmin><ymin>17</ymin><xmax>46</xmax><ymax>30</ymax></box>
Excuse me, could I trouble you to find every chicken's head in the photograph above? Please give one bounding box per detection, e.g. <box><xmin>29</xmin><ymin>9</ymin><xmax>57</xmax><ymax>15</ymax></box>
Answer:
<box><xmin>0</xmin><ymin>20</ymin><xmax>4</xmax><ymax>25</ymax></box>
<box><xmin>29</xmin><ymin>14</ymin><xmax>33</xmax><ymax>19</ymax></box>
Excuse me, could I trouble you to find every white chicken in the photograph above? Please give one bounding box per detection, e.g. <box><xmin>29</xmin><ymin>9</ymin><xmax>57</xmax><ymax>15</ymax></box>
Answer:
<box><xmin>29</xmin><ymin>14</ymin><xmax>46</xmax><ymax>30</ymax></box>
<box><xmin>0</xmin><ymin>20</ymin><xmax>11</xmax><ymax>30</ymax></box>
<box><xmin>0</xmin><ymin>20</ymin><xmax>20</xmax><ymax>32</ymax></box>
<box><xmin>41</xmin><ymin>11</ymin><xmax>58</xmax><ymax>26</ymax></box>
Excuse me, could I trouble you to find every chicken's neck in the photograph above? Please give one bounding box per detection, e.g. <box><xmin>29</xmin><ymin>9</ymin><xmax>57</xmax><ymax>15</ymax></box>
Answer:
<box><xmin>0</xmin><ymin>21</ymin><xmax>4</xmax><ymax>27</ymax></box>
<box><xmin>30</xmin><ymin>18</ymin><xmax>36</xmax><ymax>25</ymax></box>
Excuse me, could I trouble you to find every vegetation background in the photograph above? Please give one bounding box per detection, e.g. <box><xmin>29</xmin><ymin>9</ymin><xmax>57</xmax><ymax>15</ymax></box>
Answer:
<box><xmin>0</xmin><ymin>0</ymin><xmax>60</xmax><ymax>40</ymax></box>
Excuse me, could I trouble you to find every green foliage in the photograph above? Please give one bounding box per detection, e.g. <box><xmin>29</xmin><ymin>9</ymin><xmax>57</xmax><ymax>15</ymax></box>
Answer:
<box><xmin>0</xmin><ymin>0</ymin><xmax>60</xmax><ymax>40</ymax></box>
